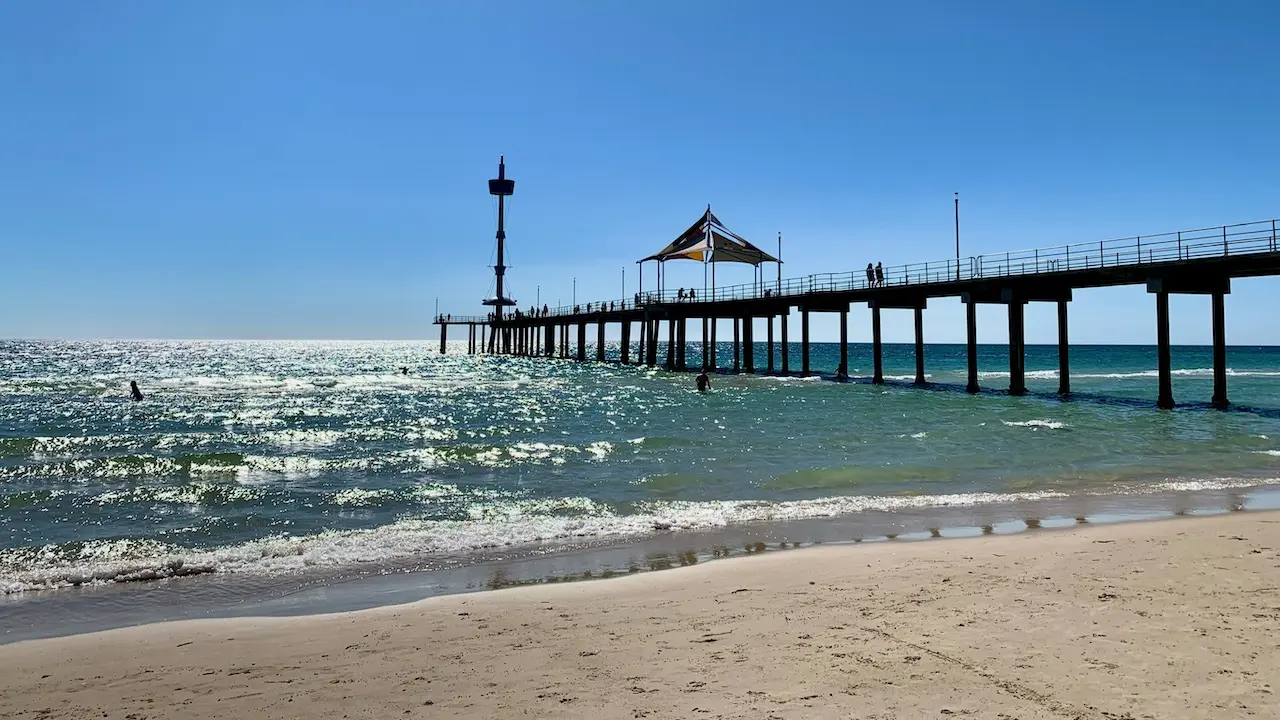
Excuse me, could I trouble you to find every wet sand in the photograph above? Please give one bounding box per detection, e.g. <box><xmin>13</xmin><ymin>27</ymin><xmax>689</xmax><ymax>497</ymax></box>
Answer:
<box><xmin>3</xmin><ymin>512</ymin><xmax>1278</xmax><ymax>719</ymax></box>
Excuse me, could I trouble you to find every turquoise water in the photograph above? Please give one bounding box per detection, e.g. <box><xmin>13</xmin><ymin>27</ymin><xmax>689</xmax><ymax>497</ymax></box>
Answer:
<box><xmin>2</xmin><ymin>339</ymin><xmax>1280</xmax><ymax>595</ymax></box>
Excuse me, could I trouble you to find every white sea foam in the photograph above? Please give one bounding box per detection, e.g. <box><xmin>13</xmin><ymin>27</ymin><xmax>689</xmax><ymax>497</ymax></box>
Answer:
<box><xmin>0</xmin><ymin>489</ymin><xmax>1067</xmax><ymax>594</ymax></box>
<box><xmin>1255</xmin><ymin>450</ymin><xmax>1280</xmax><ymax>457</ymax></box>
<box><xmin>980</xmin><ymin>367</ymin><xmax>1280</xmax><ymax>381</ymax></box>
<box><xmin>979</xmin><ymin>369</ymin><xmax>1059</xmax><ymax>380</ymax></box>
<box><xmin>1002</xmin><ymin>419</ymin><xmax>1067</xmax><ymax>430</ymax></box>
<box><xmin>1120</xmin><ymin>478</ymin><xmax>1274</xmax><ymax>493</ymax></box>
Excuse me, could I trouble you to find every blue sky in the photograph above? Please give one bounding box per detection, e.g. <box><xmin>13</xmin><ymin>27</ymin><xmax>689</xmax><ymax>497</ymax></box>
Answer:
<box><xmin>1</xmin><ymin>1</ymin><xmax>1277</xmax><ymax>343</ymax></box>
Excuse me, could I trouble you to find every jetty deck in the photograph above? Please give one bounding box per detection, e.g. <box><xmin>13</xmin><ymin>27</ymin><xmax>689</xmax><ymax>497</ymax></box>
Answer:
<box><xmin>438</xmin><ymin>218</ymin><xmax>1280</xmax><ymax>410</ymax></box>
<box><xmin>435</xmin><ymin>160</ymin><xmax>1279</xmax><ymax>409</ymax></box>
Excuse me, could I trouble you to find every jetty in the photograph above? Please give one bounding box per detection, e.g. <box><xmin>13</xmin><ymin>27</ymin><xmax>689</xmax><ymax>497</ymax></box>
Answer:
<box><xmin>436</xmin><ymin>159</ymin><xmax>1280</xmax><ymax>410</ymax></box>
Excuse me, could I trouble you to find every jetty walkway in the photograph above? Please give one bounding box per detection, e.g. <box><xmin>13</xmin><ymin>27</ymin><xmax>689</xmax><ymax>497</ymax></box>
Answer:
<box><xmin>437</xmin><ymin>217</ymin><xmax>1280</xmax><ymax>410</ymax></box>
<box><xmin>435</xmin><ymin>158</ymin><xmax>1279</xmax><ymax>409</ymax></box>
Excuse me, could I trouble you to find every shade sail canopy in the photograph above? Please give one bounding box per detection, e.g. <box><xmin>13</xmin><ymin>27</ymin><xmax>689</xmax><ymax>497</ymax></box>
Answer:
<box><xmin>640</xmin><ymin>208</ymin><xmax>778</xmax><ymax>265</ymax></box>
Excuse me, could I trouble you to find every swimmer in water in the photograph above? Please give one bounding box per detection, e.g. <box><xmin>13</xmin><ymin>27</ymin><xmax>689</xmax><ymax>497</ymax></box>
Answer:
<box><xmin>130</xmin><ymin>381</ymin><xmax>144</xmax><ymax>401</ymax></box>
<box><xmin>401</xmin><ymin>366</ymin><xmax>409</xmax><ymax>375</ymax></box>
<box><xmin>696</xmin><ymin>370</ymin><xmax>710</xmax><ymax>392</ymax></box>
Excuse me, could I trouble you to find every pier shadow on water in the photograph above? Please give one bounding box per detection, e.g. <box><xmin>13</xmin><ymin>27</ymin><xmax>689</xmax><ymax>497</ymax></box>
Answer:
<box><xmin>800</xmin><ymin>372</ymin><xmax>1280</xmax><ymax>421</ymax></box>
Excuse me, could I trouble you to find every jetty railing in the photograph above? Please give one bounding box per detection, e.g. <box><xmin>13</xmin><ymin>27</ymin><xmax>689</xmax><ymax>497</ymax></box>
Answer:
<box><xmin>460</xmin><ymin>218</ymin><xmax>1279</xmax><ymax>323</ymax></box>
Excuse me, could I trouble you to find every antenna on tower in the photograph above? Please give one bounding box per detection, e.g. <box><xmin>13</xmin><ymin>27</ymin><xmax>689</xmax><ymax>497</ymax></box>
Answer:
<box><xmin>482</xmin><ymin>156</ymin><xmax>517</xmax><ymax>318</ymax></box>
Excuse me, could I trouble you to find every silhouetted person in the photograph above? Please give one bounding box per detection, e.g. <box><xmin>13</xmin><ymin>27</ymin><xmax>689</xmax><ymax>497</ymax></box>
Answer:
<box><xmin>678</xmin><ymin>288</ymin><xmax>686</xmax><ymax>300</ymax></box>
<box><xmin>130</xmin><ymin>381</ymin><xmax>144</xmax><ymax>402</ymax></box>
<box><xmin>401</xmin><ymin>366</ymin><xmax>409</xmax><ymax>375</ymax></box>
<box><xmin>874</xmin><ymin>262</ymin><xmax>884</xmax><ymax>287</ymax></box>
<box><xmin>688</xmin><ymin>289</ymin><xmax>695</xmax><ymax>300</ymax></box>
<box><xmin>696</xmin><ymin>371</ymin><xmax>710</xmax><ymax>392</ymax></box>
<box><xmin>866</xmin><ymin>263</ymin><xmax>874</xmax><ymax>287</ymax></box>
<box><xmin>543</xmin><ymin>304</ymin><xmax>549</xmax><ymax>316</ymax></box>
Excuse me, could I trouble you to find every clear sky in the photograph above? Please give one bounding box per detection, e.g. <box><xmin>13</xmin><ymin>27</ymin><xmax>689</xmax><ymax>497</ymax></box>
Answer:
<box><xmin>2</xmin><ymin>1</ymin><xmax>1278</xmax><ymax>344</ymax></box>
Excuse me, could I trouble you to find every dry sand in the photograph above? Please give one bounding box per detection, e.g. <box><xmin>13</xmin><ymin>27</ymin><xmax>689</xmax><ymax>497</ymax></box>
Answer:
<box><xmin>3</xmin><ymin>513</ymin><xmax>1279</xmax><ymax>719</ymax></box>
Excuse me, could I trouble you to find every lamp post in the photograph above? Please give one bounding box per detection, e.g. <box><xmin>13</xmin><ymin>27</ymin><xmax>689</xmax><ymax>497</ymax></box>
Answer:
<box><xmin>777</xmin><ymin>232</ymin><xmax>782</xmax><ymax>294</ymax></box>
<box><xmin>954</xmin><ymin>192</ymin><xmax>961</xmax><ymax>281</ymax></box>
<box><xmin>572</xmin><ymin>277</ymin><xmax>577</xmax><ymax>306</ymax></box>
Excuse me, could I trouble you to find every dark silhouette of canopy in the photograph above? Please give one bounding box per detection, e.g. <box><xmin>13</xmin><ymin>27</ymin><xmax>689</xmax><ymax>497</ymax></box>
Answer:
<box><xmin>641</xmin><ymin>208</ymin><xmax>778</xmax><ymax>265</ymax></box>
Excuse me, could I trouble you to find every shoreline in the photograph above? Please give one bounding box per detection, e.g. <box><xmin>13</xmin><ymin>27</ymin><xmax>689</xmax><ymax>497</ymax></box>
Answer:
<box><xmin>4</xmin><ymin>482</ymin><xmax>1279</xmax><ymax>646</ymax></box>
<box><xmin>3</xmin><ymin>510</ymin><xmax>1278</xmax><ymax>718</ymax></box>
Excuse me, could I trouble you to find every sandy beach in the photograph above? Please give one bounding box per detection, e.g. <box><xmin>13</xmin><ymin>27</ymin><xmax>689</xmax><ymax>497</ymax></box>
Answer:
<box><xmin>3</xmin><ymin>513</ymin><xmax>1278</xmax><ymax>719</ymax></box>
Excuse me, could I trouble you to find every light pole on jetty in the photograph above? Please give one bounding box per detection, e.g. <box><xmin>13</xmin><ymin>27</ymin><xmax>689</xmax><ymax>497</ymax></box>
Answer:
<box><xmin>483</xmin><ymin>157</ymin><xmax>517</xmax><ymax>352</ymax></box>
<box><xmin>954</xmin><ymin>192</ymin><xmax>961</xmax><ymax>281</ymax></box>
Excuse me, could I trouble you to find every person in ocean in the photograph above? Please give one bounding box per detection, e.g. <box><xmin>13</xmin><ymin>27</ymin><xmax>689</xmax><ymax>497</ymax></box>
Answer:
<box><xmin>129</xmin><ymin>381</ymin><xmax>144</xmax><ymax>401</ymax></box>
<box><xmin>400</xmin><ymin>366</ymin><xmax>409</xmax><ymax>375</ymax></box>
<box><xmin>696</xmin><ymin>370</ymin><xmax>711</xmax><ymax>392</ymax></box>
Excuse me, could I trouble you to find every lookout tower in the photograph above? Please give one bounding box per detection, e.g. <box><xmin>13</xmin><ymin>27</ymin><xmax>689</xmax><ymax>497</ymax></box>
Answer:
<box><xmin>482</xmin><ymin>156</ymin><xmax>517</xmax><ymax>320</ymax></box>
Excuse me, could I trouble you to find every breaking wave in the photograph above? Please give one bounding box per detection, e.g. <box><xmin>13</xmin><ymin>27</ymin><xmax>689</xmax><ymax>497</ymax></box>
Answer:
<box><xmin>1</xmin><ymin>489</ymin><xmax>1066</xmax><ymax>594</ymax></box>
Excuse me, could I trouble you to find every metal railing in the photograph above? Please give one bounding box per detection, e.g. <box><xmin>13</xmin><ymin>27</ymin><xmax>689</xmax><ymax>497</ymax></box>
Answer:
<box><xmin>433</xmin><ymin>314</ymin><xmax>489</xmax><ymax>324</ymax></box>
<box><xmin>469</xmin><ymin>218</ymin><xmax>1279</xmax><ymax>323</ymax></box>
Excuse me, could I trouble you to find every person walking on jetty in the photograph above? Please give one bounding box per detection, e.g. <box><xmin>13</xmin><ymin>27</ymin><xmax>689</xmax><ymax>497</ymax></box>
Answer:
<box><xmin>874</xmin><ymin>262</ymin><xmax>884</xmax><ymax>287</ymax></box>
<box><xmin>865</xmin><ymin>263</ymin><xmax>875</xmax><ymax>287</ymax></box>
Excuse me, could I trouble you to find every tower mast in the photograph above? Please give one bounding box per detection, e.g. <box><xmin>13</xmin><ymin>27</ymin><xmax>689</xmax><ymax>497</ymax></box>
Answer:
<box><xmin>483</xmin><ymin>156</ymin><xmax>517</xmax><ymax>321</ymax></box>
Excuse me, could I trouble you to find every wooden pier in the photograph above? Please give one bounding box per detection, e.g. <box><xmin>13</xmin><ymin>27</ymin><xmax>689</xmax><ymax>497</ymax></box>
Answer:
<box><xmin>436</xmin><ymin>161</ymin><xmax>1280</xmax><ymax>409</ymax></box>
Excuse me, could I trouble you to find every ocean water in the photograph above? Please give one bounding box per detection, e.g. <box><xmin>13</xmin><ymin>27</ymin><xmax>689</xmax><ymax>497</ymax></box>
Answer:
<box><xmin>2</xmin><ymin>339</ymin><xmax>1280</xmax><ymax>605</ymax></box>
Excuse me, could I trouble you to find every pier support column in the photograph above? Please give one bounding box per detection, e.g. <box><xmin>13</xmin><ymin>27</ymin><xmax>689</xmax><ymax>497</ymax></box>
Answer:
<box><xmin>732</xmin><ymin>318</ymin><xmax>741</xmax><ymax>373</ymax></box>
<box><xmin>637</xmin><ymin>319</ymin><xmax>647</xmax><ymax>365</ymax></box>
<box><xmin>781</xmin><ymin>313</ymin><xmax>790</xmax><ymax>373</ymax></box>
<box><xmin>914</xmin><ymin>306</ymin><xmax>926</xmax><ymax>386</ymax></box>
<box><xmin>666</xmin><ymin>319</ymin><xmax>676</xmax><ymax>370</ymax></box>
<box><xmin>620</xmin><ymin>321</ymin><xmax>631</xmax><ymax>364</ymax></box>
<box><xmin>503</xmin><ymin>327</ymin><xmax>511</xmax><ymax>355</ymax></box>
<box><xmin>646</xmin><ymin>319</ymin><xmax>658</xmax><ymax>367</ymax></box>
<box><xmin>709</xmin><ymin>318</ymin><xmax>717</xmax><ymax>370</ymax></box>
<box><xmin>871</xmin><ymin>305</ymin><xmax>883</xmax><ymax>384</ymax></box>
<box><xmin>1057</xmin><ymin>300</ymin><xmax>1070</xmax><ymax>395</ymax></box>
<box><xmin>576</xmin><ymin>322</ymin><xmax>587</xmax><ymax>362</ymax></box>
<box><xmin>1212</xmin><ymin>291</ymin><xmax>1228</xmax><ymax>408</ymax></box>
<box><xmin>1156</xmin><ymin>291</ymin><xmax>1174</xmax><ymax>409</ymax></box>
<box><xmin>677</xmin><ymin>319</ymin><xmax>687</xmax><ymax>370</ymax></box>
<box><xmin>743</xmin><ymin>318</ymin><xmax>755</xmax><ymax>374</ymax></box>
<box><xmin>1007</xmin><ymin>302</ymin><xmax>1026</xmax><ymax>396</ymax></box>
<box><xmin>701</xmin><ymin>318</ymin><xmax>709</xmax><ymax>370</ymax></box>
<box><xmin>801</xmin><ymin>310</ymin><xmax>811</xmax><ymax>376</ymax></box>
<box><xmin>481</xmin><ymin>325</ymin><xmax>488</xmax><ymax>354</ymax></box>
<box><xmin>597</xmin><ymin>321</ymin><xmax>606</xmax><ymax>362</ymax></box>
<box><xmin>964</xmin><ymin>301</ymin><xmax>980</xmax><ymax>392</ymax></box>
<box><xmin>766</xmin><ymin>316</ymin><xmax>775</xmax><ymax>373</ymax></box>
<box><xmin>837</xmin><ymin>309</ymin><xmax>849</xmax><ymax>380</ymax></box>
<box><xmin>439</xmin><ymin>323</ymin><xmax>447</xmax><ymax>354</ymax></box>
